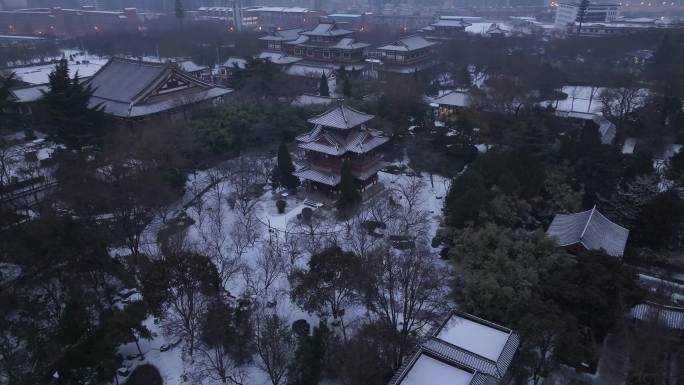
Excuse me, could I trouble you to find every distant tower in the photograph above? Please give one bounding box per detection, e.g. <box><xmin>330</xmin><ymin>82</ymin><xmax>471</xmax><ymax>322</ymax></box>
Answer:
<box><xmin>232</xmin><ymin>0</ymin><xmax>242</xmax><ymax>31</ymax></box>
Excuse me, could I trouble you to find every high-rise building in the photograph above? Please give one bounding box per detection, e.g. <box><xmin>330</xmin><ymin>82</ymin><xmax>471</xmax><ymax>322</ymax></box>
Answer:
<box><xmin>554</xmin><ymin>2</ymin><xmax>620</xmax><ymax>28</ymax></box>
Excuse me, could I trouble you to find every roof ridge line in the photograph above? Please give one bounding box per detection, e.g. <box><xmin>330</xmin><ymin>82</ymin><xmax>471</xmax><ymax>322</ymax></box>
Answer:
<box><xmin>426</xmin><ymin>336</ymin><xmax>499</xmax><ymax>367</ymax></box>
<box><xmin>579</xmin><ymin>205</ymin><xmax>596</xmax><ymax>241</ymax></box>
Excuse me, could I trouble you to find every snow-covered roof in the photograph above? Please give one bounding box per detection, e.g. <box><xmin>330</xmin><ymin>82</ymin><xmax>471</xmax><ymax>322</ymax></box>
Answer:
<box><xmin>486</xmin><ymin>23</ymin><xmax>508</xmax><ymax>35</ymax></box>
<box><xmin>177</xmin><ymin>60</ymin><xmax>208</xmax><ymax>73</ymax></box>
<box><xmin>436</xmin><ymin>314</ymin><xmax>512</xmax><ymax>361</ymax></box>
<box><xmin>546</xmin><ymin>206</ymin><xmax>629</xmax><ymax>257</ymax></box>
<box><xmin>431</xmin><ymin>18</ymin><xmax>472</xmax><ymax>28</ymax></box>
<box><xmin>297</xmin><ymin>124</ymin><xmax>388</xmax><ymax>156</ymax></box>
<box><xmin>86</xmin><ymin>57</ymin><xmax>231</xmax><ymax>118</ymax></box>
<box><xmin>256</xmin><ymin>51</ymin><xmax>302</xmax><ymax>65</ymax></box>
<box><xmin>0</xmin><ymin>262</ymin><xmax>22</xmax><ymax>287</ymax></box>
<box><xmin>378</xmin><ymin>35</ymin><xmax>436</xmax><ymax>52</ymax></box>
<box><xmin>630</xmin><ymin>302</ymin><xmax>684</xmax><ymax>330</ymax></box>
<box><xmin>622</xmin><ymin>137</ymin><xmax>637</xmax><ymax>154</ymax></box>
<box><xmin>258</xmin><ymin>28</ymin><xmax>303</xmax><ymax>42</ymax></box>
<box><xmin>466</xmin><ymin>22</ymin><xmax>511</xmax><ymax>35</ymax></box>
<box><xmin>428</xmin><ymin>90</ymin><xmax>470</xmax><ymax>108</ymax></box>
<box><xmin>286</xmin><ymin>34</ymin><xmax>369</xmax><ymax>50</ymax></box>
<box><xmin>594</xmin><ymin>116</ymin><xmax>616</xmax><ymax>145</ymax></box>
<box><xmin>222</xmin><ymin>57</ymin><xmax>247</xmax><ymax>69</ymax></box>
<box><xmin>390</xmin><ymin>311</ymin><xmax>518</xmax><ymax>385</ymax></box>
<box><xmin>284</xmin><ymin>63</ymin><xmax>334</xmax><ymax>78</ymax></box>
<box><xmin>397</xmin><ymin>353</ymin><xmax>483</xmax><ymax>385</ymax></box>
<box><xmin>246</xmin><ymin>6</ymin><xmax>311</xmax><ymax>13</ymax></box>
<box><xmin>10</xmin><ymin>56</ymin><xmax>108</xmax><ymax>85</ymax></box>
<box><xmin>328</xmin><ymin>38</ymin><xmax>371</xmax><ymax>50</ymax></box>
<box><xmin>428</xmin><ymin>311</ymin><xmax>519</xmax><ymax>379</ymax></box>
<box><xmin>10</xmin><ymin>84</ymin><xmax>48</xmax><ymax>103</ymax></box>
<box><xmin>293</xmin><ymin>167</ymin><xmax>340</xmax><ymax>186</ymax></box>
<box><xmin>301</xmin><ymin>22</ymin><xmax>354</xmax><ymax>37</ymax></box>
<box><xmin>307</xmin><ymin>103</ymin><xmax>374</xmax><ymax>129</ymax></box>
<box><xmin>291</xmin><ymin>93</ymin><xmax>337</xmax><ymax>107</ymax></box>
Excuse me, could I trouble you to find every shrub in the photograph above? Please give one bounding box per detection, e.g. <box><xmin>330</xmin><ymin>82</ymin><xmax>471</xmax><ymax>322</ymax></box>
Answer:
<box><xmin>301</xmin><ymin>207</ymin><xmax>313</xmax><ymax>222</ymax></box>
<box><xmin>276</xmin><ymin>199</ymin><xmax>287</xmax><ymax>214</ymax></box>
<box><xmin>126</xmin><ymin>364</ymin><xmax>163</xmax><ymax>385</ymax></box>
<box><xmin>292</xmin><ymin>319</ymin><xmax>310</xmax><ymax>337</ymax></box>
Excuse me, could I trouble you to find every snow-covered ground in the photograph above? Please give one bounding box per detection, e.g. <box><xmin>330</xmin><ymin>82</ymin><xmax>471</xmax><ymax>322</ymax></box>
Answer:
<box><xmin>541</xmin><ymin>86</ymin><xmax>649</xmax><ymax>116</ymax></box>
<box><xmin>10</xmin><ymin>49</ymin><xmax>109</xmax><ymax>85</ymax></box>
<box><xmin>113</xmin><ymin>163</ymin><xmax>452</xmax><ymax>385</ymax></box>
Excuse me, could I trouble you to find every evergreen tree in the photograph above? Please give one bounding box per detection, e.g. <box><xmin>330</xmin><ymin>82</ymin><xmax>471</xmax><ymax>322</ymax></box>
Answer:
<box><xmin>444</xmin><ymin>170</ymin><xmax>488</xmax><ymax>228</ymax></box>
<box><xmin>425</xmin><ymin>80</ymin><xmax>440</xmax><ymax>97</ymax></box>
<box><xmin>174</xmin><ymin>0</ymin><xmax>185</xmax><ymax>24</ymax></box>
<box><xmin>342</xmin><ymin>78</ymin><xmax>351</xmax><ymax>98</ymax></box>
<box><xmin>338</xmin><ymin>64</ymin><xmax>347</xmax><ymax>80</ymax></box>
<box><xmin>0</xmin><ymin>72</ymin><xmax>20</xmax><ymax>130</ymax></box>
<box><xmin>319</xmin><ymin>74</ymin><xmax>330</xmax><ymax>97</ymax></box>
<box><xmin>576</xmin><ymin>0</ymin><xmax>590</xmax><ymax>36</ymax></box>
<box><xmin>338</xmin><ymin>160</ymin><xmax>360</xmax><ymax>208</ymax></box>
<box><xmin>277</xmin><ymin>142</ymin><xmax>299</xmax><ymax>190</ymax></box>
<box><xmin>105</xmin><ymin>301</ymin><xmax>152</xmax><ymax>358</ymax></box>
<box><xmin>457</xmin><ymin>66</ymin><xmax>472</xmax><ymax>89</ymax></box>
<box><xmin>289</xmin><ymin>321</ymin><xmax>332</xmax><ymax>385</ymax></box>
<box><xmin>41</xmin><ymin>59</ymin><xmax>105</xmax><ymax>150</ymax></box>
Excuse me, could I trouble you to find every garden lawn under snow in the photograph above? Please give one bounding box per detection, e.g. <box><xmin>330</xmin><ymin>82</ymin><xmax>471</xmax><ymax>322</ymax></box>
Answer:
<box><xmin>113</xmin><ymin>164</ymin><xmax>451</xmax><ymax>385</ymax></box>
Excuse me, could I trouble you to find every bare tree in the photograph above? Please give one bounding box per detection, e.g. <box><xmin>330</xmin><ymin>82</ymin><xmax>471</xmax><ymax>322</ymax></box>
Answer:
<box><xmin>362</xmin><ymin>243</ymin><xmax>448</xmax><ymax>368</ymax></box>
<box><xmin>222</xmin><ymin>156</ymin><xmax>271</xmax><ymax>217</ymax></box>
<box><xmin>192</xmin><ymin>168</ymin><xmax>245</xmax><ymax>289</ymax></box>
<box><xmin>160</xmin><ymin>252</ymin><xmax>220</xmax><ymax>358</ymax></box>
<box><xmin>193</xmin><ymin>297</ymin><xmax>247</xmax><ymax>385</ymax></box>
<box><xmin>289</xmin><ymin>246</ymin><xmax>362</xmax><ymax>340</ymax></box>
<box><xmin>389</xmin><ymin>174</ymin><xmax>430</xmax><ymax>239</ymax></box>
<box><xmin>600</xmin><ymin>86</ymin><xmax>644</xmax><ymax>130</ymax></box>
<box><xmin>243</xmin><ymin>241</ymin><xmax>286</xmax><ymax>299</ymax></box>
<box><xmin>254</xmin><ymin>312</ymin><xmax>296</xmax><ymax>385</ymax></box>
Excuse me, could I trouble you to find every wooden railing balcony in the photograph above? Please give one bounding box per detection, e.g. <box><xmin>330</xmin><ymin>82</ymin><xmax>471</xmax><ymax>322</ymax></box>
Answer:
<box><xmin>306</xmin><ymin>155</ymin><xmax>383</xmax><ymax>174</ymax></box>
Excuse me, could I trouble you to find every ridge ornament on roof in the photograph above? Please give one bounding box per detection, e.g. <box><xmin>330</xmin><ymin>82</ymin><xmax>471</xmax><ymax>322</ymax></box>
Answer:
<box><xmin>306</xmin><ymin>103</ymin><xmax>374</xmax><ymax>129</ymax></box>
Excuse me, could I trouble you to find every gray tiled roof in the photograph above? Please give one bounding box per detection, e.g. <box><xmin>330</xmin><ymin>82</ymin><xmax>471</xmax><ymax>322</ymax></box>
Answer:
<box><xmin>306</xmin><ymin>104</ymin><xmax>374</xmax><ymax>129</ymax></box>
<box><xmin>88</xmin><ymin>58</ymin><xmax>169</xmax><ymax>103</ymax></box>
<box><xmin>85</xmin><ymin>57</ymin><xmax>231</xmax><ymax>118</ymax></box>
<box><xmin>297</xmin><ymin>126</ymin><xmax>388</xmax><ymax>156</ymax></box>
<box><xmin>546</xmin><ymin>206</ymin><xmax>629</xmax><ymax>257</ymax></box>
<box><xmin>10</xmin><ymin>84</ymin><xmax>49</xmax><ymax>103</ymax></box>
<box><xmin>431</xmin><ymin>18</ymin><xmax>472</xmax><ymax>27</ymax></box>
<box><xmin>257</xmin><ymin>51</ymin><xmax>303</xmax><ymax>65</ymax></box>
<box><xmin>630</xmin><ymin>302</ymin><xmax>684</xmax><ymax>330</ymax></box>
<box><xmin>378</xmin><ymin>35</ymin><xmax>436</xmax><ymax>52</ymax></box>
<box><xmin>426</xmin><ymin>311</ymin><xmax>520</xmax><ymax>379</ymax></box>
<box><xmin>293</xmin><ymin>167</ymin><xmax>340</xmax><ymax>186</ymax></box>
<box><xmin>389</xmin><ymin>349</ymin><xmax>500</xmax><ymax>385</ymax></box>
<box><xmin>423</xmin><ymin>338</ymin><xmax>499</xmax><ymax>377</ymax></box>
<box><xmin>258</xmin><ymin>28</ymin><xmax>303</xmax><ymax>41</ymax></box>
<box><xmin>388</xmin><ymin>310</ymin><xmax>519</xmax><ymax>385</ymax></box>
<box><xmin>301</xmin><ymin>23</ymin><xmax>354</xmax><ymax>37</ymax></box>
<box><xmin>486</xmin><ymin>23</ymin><xmax>507</xmax><ymax>35</ymax></box>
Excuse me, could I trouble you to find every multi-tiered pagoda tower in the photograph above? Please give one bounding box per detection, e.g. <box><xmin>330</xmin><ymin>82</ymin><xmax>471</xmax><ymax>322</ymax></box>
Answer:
<box><xmin>295</xmin><ymin>104</ymin><xmax>389</xmax><ymax>202</ymax></box>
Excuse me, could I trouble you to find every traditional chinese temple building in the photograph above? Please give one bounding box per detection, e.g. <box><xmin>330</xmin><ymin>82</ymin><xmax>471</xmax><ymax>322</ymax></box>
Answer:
<box><xmin>421</xmin><ymin>17</ymin><xmax>472</xmax><ymax>41</ymax></box>
<box><xmin>85</xmin><ymin>57</ymin><xmax>231</xmax><ymax>121</ymax></box>
<box><xmin>546</xmin><ymin>205</ymin><xmax>629</xmax><ymax>257</ymax></box>
<box><xmin>282</xmin><ymin>22</ymin><xmax>370</xmax><ymax>65</ymax></box>
<box><xmin>294</xmin><ymin>104</ymin><xmax>389</xmax><ymax>203</ymax></box>
<box><xmin>377</xmin><ymin>35</ymin><xmax>437</xmax><ymax>77</ymax></box>
<box><xmin>389</xmin><ymin>310</ymin><xmax>519</xmax><ymax>385</ymax></box>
